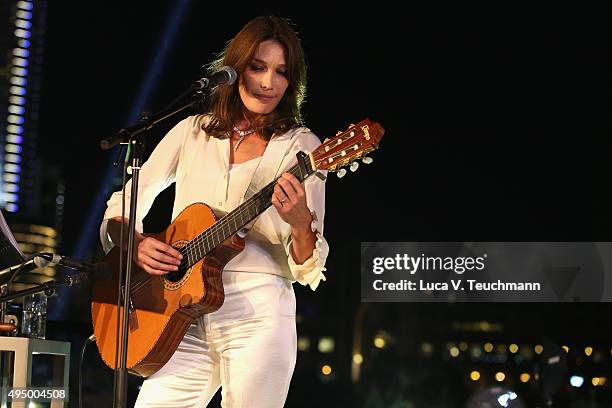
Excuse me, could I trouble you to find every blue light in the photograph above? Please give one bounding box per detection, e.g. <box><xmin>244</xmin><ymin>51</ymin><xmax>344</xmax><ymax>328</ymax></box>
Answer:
<box><xmin>7</xmin><ymin>125</ymin><xmax>24</xmax><ymax>135</ymax></box>
<box><xmin>12</xmin><ymin>57</ymin><xmax>29</xmax><ymax>68</ymax></box>
<box><xmin>73</xmin><ymin>0</ymin><xmax>194</xmax><ymax>261</ymax></box>
<box><xmin>5</xmin><ymin>203</ymin><xmax>19</xmax><ymax>213</ymax></box>
<box><xmin>14</xmin><ymin>29</ymin><xmax>31</xmax><ymax>39</ymax></box>
<box><xmin>570</xmin><ymin>376</ymin><xmax>585</xmax><ymax>387</ymax></box>
<box><xmin>10</xmin><ymin>76</ymin><xmax>27</xmax><ymax>86</ymax></box>
<box><xmin>10</xmin><ymin>87</ymin><xmax>26</xmax><ymax>96</ymax></box>
<box><xmin>8</xmin><ymin>105</ymin><xmax>25</xmax><ymax>114</ymax></box>
<box><xmin>18</xmin><ymin>39</ymin><xmax>30</xmax><ymax>48</ymax></box>
<box><xmin>13</xmin><ymin>48</ymin><xmax>30</xmax><ymax>58</ymax></box>
<box><xmin>15</xmin><ymin>20</ymin><xmax>32</xmax><ymax>30</ymax></box>
<box><xmin>4</xmin><ymin>164</ymin><xmax>21</xmax><ymax>174</ymax></box>
<box><xmin>17</xmin><ymin>1</ymin><xmax>33</xmax><ymax>11</ymax></box>
<box><xmin>16</xmin><ymin>10</ymin><xmax>32</xmax><ymax>20</ymax></box>
<box><xmin>7</xmin><ymin>135</ymin><xmax>24</xmax><ymax>144</ymax></box>
<box><xmin>4</xmin><ymin>184</ymin><xmax>20</xmax><ymax>193</ymax></box>
<box><xmin>8</xmin><ymin>96</ymin><xmax>25</xmax><ymax>106</ymax></box>
<box><xmin>8</xmin><ymin>115</ymin><xmax>25</xmax><ymax>125</ymax></box>
<box><xmin>10</xmin><ymin>67</ymin><xmax>28</xmax><ymax>76</ymax></box>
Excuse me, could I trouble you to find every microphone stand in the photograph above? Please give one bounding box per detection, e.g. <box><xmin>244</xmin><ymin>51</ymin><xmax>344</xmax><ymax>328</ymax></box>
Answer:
<box><xmin>0</xmin><ymin>275</ymin><xmax>86</xmax><ymax>303</ymax></box>
<box><xmin>100</xmin><ymin>86</ymin><xmax>208</xmax><ymax>408</ymax></box>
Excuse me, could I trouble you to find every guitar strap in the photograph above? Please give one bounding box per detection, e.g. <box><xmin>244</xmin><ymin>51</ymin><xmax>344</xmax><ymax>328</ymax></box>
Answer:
<box><xmin>236</xmin><ymin>130</ymin><xmax>295</xmax><ymax>236</ymax></box>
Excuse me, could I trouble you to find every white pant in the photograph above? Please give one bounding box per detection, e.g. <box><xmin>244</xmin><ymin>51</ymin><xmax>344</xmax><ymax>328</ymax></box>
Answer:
<box><xmin>134</xmin><ymin>271</ymin><xmax>297</xmax><ymax>408</ymax></box>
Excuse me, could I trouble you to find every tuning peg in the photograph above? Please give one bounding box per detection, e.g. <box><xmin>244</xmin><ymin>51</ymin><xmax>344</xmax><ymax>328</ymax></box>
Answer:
<box><xmin>337</xmin><ymin>168</ymin><xmax>347</xmax><ymax>178</ymax></box>
<box><xmin>350</xmin><ymin>162</ymin><xmax>359</xmax><ymax>172</ymax></box>
<box><xmin>361</xmin><ymin>156</ymin><xmax>373</xmax><ymax>164</ymax></box>
<box><xmin>336</xmin><ymin>131</ymin><xmax>342</xmax><ymax>136</ymax></box>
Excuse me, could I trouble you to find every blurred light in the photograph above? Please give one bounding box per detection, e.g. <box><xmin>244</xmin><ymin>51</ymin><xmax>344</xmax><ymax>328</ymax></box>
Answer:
<box><xmin>7</xmin><ymin>125</ymin><xmax>24</xmax><ymax>135</ymax></box>
<box><xmin>450</xmin><ymin>347</ymin><xmax>460</xmax><ymax>358</ymax></box>
<box><xmin>459</xmin><ymin>342</ymin><xmax>468</xmax><ymax>352</ymax></box>
<box><xmin>471</xmin><ymin>346</ymin><xmax>482</xmax><ymax>358</ymax></box>
<box><xmin>570</xmin><ymin>376</ymin><xmax>584</xmax><ymax>388</ymax></box>
<box><xmin>12</xmin><ymin>48</ymin><xmax>30</xmax><ymax>58</ymax></box>
<box><xmin>421</xmin><ymin>342</ymin><xmax>434</xmax><ymax>356</ymax></box>
<box><xmin>495</xmin><ymin>372</ymin><xmax>506</xmax><ymax>382</ymax></box>
<box><xmin>9</xmin><ymin>95</ymin><xmax>26</xmax><ymax>106</ymax></box>
<box><xmin>7</xmin><ymin>114</ymin><xmax>25</xmax><ymax>124</ymax></box>
<box><xmin>484</xmin><ymin>343</ymin><xmax>494</xmax><ymax>353</ymax></box>
<box><xmin>374</xmin><ymin>336</ymin><xmax>385</xmax><ymax>349</ymax></box>
<box><xmin>5</xmin><ymin>203</ymin><xmax>18</xmax><ymax>213</ymax></box>
<box><xmin>470</xmin><ymin>371</ymin><xmax>480</xmax><ymax>381</ymax></box>
<box><xmin>4</xmin><ymin>193</ymin><xmax>19</xmax><ymax>203</ymax></box>
<box><xmin>562</xmin><ymin>346</ymin><xmax>569</xmax><ymax>353</ymax></box>
<box><xmin>4</xmin><ymin>164</ymin><xmax>21</xmax><ymax>174</ymax></box>
<box><xmin>8</xmin><ymin>104</ymin><xmax>25</xmax><ymax>114</ymax></box>
<box><xmin>17</xmin><ymin>1</ymin><xmax>34</xmax><ymax>11</ymax></box>
<box><xmin>520</xmin><ymin>373</ymin><xmax>530</xmax><ymax>383</ymax></box>
<box><xmin>353</xmin><ymin>354</ymin><xmax>363</xmax><ymax>364</ymax></box>
<box><xmin>5</xmin><ymin>154</ymin><xmax>22</xmax><ymax>164</ymax></box>
<box><xmin>9</xmin><ymin>87</ymin><xmax>26</xmax><ymax>97</ymax></box>
<box><xmin>12</xmin><ymin>57</ymin><xmax>29</xmax><ymax>67</ymax></box>
<box><xmin>4</xmin><ymin>173</ymin><xmax>20</xmax><ymax>183</ymax></box>
<box><xmin>14</xmin><ymin>29</ymin><xmax>31</xmax><ymax>39</ymax></box>
<box><xmin>479</xmin><ymin>321</ymin><xmax>491</xmax><ymax>331</ymax></box>
<box><xmin>5</xmin><ymin>144</ymin><xmax>22</xmax><ymax>154</ymax></box>
<box><xmin>496</xmin><ymin>344</ymin><xmax>507</xmax><ymax>354</ymax></box>
<box><xmin>4</xmin><ymin>184</ymin><xmax>20</xmax><ymax>193</ymax></box>
<box><xmin>10</xmin><ymin>66</ymin><xmax>28</xmax><ymax>76</ymax></box>
<box><xmin>16</xmin><ymin>10</ymin><xmax>32</xmax><ymax>19</ymax></box>
<box><xmin>497</xmin><ymin>391</ymin><xmax>518</xmax><ymax>407</ymax></box>
<box><xmin>18</xmin><ymin>39</ymin><xmax>30</xmax><ymax>48</ymax></box>
<box><xmin>592</xmin><ymin>377</ymin><xmax>606</xmax><ymax>386</ymax></box>
<box><xmin>584</xmin><ymin>347</ymin><xmax>593</xmax><ymax>357</ymax></box>
<box><xmin>297</xmin><ymin>337</ymin><xmax>310</xmax><ymax>351</ymax></box>
<box><xmin>321</xmin><ymin>365</ymin><xmax>332</xmax><ymax>376</ymax></box>
<box><xmin>318</xmin><ymin>337</ymin><xmax>335</xmax><ymax>354</ymax></box>
<box><xmin>15</xmin><ymin>19</ymin><xmax>32</xmax><ymax>30</ymax></box>
<box><xmin>509</xmin><ymin>344</ymin><xmax>519</xmax><ymax>354</ymax></box>
<box><xmin>7</xmin><ymin>135</ymin><xmax>24</xmax><ymax>144</ymax></box>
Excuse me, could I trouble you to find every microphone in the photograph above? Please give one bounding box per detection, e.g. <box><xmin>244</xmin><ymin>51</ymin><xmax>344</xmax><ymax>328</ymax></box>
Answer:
<box><xmin>39</xmin><ymin>253</ymin><xmax>94</xmax><ymax>272</ymax></box>
<box><xmin>193</xmin><ymin>66</ymin><xmax>237</xmax><ymax>90</ymax></box>
<box><xmin>36</xmin><ymin>253</ymin><xmax>113</xmax><ymax>285</ymax></box>
<box><xmin>65</xmin><ymin>263</ymin><xmax>113</xmax><ymax>286</ymax></box>
<box><xmin>0</xmin><ymin>256</ymin><xmax>50</xmax><ymax>282</ymax></box>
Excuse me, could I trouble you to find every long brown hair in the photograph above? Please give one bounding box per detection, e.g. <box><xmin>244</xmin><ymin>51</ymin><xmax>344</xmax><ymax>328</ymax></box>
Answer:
<box><xmin>202</xmin><ymin>15</ymin><xmax>307</xmax><ymax>140</ymax></box>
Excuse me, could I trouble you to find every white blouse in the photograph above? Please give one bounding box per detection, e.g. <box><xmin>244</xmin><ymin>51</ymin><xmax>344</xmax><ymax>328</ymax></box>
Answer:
<box><xmin>99</xmin><ymin>114</ymin><xmax>329</xmax><ymax>290</ymax></box>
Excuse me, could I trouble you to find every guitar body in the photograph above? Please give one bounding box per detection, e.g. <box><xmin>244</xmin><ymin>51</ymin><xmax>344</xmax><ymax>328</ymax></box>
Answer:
<box><xmin>91</xmin><ymin>202</ymin><xmax>244</xmax><ymax>377</ymax></box>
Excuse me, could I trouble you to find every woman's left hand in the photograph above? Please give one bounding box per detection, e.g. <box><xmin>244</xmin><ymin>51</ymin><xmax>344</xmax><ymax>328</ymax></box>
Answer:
<box><xmin>272</xmin><ymin>172</ymin><xmax>312</xmax><ymax>229</ymax></box>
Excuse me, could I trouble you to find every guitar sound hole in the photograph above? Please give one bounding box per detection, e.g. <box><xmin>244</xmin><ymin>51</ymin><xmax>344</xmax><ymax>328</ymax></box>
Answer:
<box><xmin>165</xmin><ymin>264</ymin><xmax>188</xmax><ymax>283</ymax></box>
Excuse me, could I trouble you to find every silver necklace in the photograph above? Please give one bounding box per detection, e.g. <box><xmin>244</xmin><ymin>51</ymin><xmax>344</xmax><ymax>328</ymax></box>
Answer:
<box><xmin>232</xmin><ymin>126</ymin><xmax>255</xmax><ymax>152</ymax></box>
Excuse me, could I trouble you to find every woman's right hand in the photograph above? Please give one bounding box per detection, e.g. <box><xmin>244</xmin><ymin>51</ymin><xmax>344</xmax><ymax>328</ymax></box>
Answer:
<box><xmin>135</xmin><ymin>235</ymin><xmax>183</xmax><ymax>276</ymax></box>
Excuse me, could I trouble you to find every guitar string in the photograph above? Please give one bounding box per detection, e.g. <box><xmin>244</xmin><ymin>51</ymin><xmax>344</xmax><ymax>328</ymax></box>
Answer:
<box><xmin>177</xmin><ymin>164</ymin><xmax>303</xmax><ymax>268</ymax></box>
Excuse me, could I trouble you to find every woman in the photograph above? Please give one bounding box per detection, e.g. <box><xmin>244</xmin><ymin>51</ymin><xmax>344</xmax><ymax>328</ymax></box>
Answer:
<box><xmin>100</xmin><ymin>15</ymin><xmax>328</xmax><ymax>407</ymax></box>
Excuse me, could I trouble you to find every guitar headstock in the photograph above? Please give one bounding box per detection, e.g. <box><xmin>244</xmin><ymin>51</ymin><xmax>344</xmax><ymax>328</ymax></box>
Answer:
<box><xmin>311</xmin><ymin>119</ymin><xmax>384</xmax><ymax>176</ymax></box>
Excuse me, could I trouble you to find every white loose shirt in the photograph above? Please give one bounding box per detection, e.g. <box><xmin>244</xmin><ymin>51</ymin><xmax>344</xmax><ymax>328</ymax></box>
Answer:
<box><xmin>100</xmin><ymin>115</ymin><xmax>328</xmax><ymax>290</ymax></box>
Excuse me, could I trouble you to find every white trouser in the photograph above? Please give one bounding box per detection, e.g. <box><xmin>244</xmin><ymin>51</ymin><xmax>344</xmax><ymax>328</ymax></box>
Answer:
<box><xmin>134</xmin><ymin>271</ymin><xmax>297</xmax><ymax>407</ymax></box>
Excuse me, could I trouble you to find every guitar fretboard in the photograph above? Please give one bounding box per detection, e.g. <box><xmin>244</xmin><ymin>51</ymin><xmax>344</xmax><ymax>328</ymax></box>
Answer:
<box><xmin>177</xmin><ymin>162</ymin><xmax>308</xmax><ymax>270</ymax></box>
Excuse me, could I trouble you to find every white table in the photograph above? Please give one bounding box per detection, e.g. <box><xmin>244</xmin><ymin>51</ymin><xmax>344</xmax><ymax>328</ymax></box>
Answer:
<box><xmin>0</xmin><ymin>337</ymin><xmax>70</xmax><ymax>408</ymax></box>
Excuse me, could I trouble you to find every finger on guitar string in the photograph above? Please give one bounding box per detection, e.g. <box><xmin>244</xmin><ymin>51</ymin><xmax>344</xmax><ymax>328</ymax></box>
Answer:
<box><xmin>148</xmin><ymin>238</ymin><xmax>183</xmax><ymax>260</ymax></box>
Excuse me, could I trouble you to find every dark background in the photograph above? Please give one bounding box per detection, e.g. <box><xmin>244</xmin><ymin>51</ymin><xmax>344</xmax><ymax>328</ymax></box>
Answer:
<box><xmin>33</xmin><ymin>1</ymin><xmax>612</xmax><ymax>407</ymax></box>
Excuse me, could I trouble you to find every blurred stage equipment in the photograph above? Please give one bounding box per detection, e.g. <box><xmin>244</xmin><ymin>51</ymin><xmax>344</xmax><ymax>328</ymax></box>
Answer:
<box><xmin>1</xmin><ymin>210</ymin><xmax>107</xmax><ymax>407</ymax></box>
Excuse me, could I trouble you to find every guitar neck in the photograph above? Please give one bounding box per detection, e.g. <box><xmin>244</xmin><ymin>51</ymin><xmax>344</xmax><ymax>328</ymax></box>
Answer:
<box><xmin>182</xmin><ymin>162</ymin><xmax>309</xmax><ymax>267</ymax></box>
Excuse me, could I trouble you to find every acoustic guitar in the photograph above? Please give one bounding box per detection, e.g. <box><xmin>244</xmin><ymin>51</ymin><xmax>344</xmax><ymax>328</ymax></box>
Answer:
<box><xmin>91</xmin><ymin>119</ymin><xmax>384</xmax><ymax>377</ymax></box>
